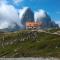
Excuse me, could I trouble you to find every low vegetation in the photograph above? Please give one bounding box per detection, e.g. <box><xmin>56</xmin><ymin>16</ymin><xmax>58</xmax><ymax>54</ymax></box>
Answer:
<box><xmin>0</xmin><ymin>30</ymin><xmax>60</xmax><ymax>57</ymax></box>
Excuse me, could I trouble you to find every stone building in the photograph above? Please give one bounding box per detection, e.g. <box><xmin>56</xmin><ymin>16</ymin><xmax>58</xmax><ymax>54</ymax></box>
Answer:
<box><xmin>26</xmin><ymin>22</ymin><xmax>43</xmax><ymax>30</ymax></box>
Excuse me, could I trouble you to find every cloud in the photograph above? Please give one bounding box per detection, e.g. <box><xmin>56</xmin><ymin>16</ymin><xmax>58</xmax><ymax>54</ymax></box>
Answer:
<box><xmin>34</xmin><ymin>9</ymin><xmax>59</xmax><ymax>28</ymax></box>
<box><xmin>55</xmin><ymin>20</ymin><xmax>60</xmax><ymax>27</ymax></box>
<box><xmin>19</xmin><ymin>7</ymin><xmax>28</xmax><ymax>20</ymax></box>
<box><xmin>0</xmin><ymin>21</ymin><xmax>17</xmax><ymax>29</ymax></box>
<box><xmin>0</xmin><ymin>0</ymin><xmax>8</xmax><ymax>4</ymax></box>
<box><xmin>0</xmin><ymin>0</ymin><xmax>26</xmax><ymax>30</ymax></box>
<box><xmin>0</xmin><ymin>1</ymin><xmax>19</xmax><ymax>29</ymax></box>
<box><xmin>13</xmin><ymin>0</ymin><xmax>23</xmax><ymax>4</ymax></box>
<box><xmin>18</xmin><ymin>7</ymin><xmax>30</xmax><ymax>28</ymax></box>
<box><xmin>34</xmin><ymin>9</ymin><xmax>47</xmax><ymax>22</ymax></box>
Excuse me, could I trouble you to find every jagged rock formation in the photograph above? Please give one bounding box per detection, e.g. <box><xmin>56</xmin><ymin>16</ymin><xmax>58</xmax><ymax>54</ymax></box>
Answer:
<box><xmin>0</xmin><ymin>6</ymin><xmax>59</xmax><ymax>32</ymax></box>
<box><xmin>19</xmin><ymin>7</ymin><xmax>34</xmax><ymax>25</ymax></box>
<box><xmin>51</xmin><ymin>21</ymin><xmax>59</xmax><ymax>28</ymax></box>
<box><xmin>34</xmin><ymin>10</ymin><xmax>59</xmax><ymax>29</ymax></box>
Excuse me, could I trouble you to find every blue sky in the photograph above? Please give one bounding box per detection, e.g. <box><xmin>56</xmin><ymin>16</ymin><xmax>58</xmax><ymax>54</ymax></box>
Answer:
<box><xmin>6</xmin><ymin>0</ymin><xmax>60</xmax><ymax>21</ymax></box>
<box><xmin>0</xmin><ymin>0</ymin><xmax>60</xmax><ymax>26</ymax></box>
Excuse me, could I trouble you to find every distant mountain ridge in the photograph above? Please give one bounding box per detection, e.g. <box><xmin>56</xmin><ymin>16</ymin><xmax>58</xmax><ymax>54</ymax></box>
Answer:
<box><xmin>0</xmin><ymin>22</ymin><xmax>20</xmax><ymax>32</ymax></box>
<box><xmin>0</xmin><ymin>7</ymin><xmax>59</xmax><ymax>32</ymax></box>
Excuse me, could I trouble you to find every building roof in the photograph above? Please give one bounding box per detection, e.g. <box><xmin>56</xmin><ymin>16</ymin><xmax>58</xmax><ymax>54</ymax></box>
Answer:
<box><xmin>26</xmin><ymin>22</ymin><xmax>43</xmax><ymax>27</ymax></box>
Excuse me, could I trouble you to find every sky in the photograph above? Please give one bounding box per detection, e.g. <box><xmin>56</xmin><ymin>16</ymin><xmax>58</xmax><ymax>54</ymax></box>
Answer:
<box><xmin>6</xmin><ymin>0</ymin><xmax>60</xmax><ymax>20</ymax></box>
<box><xmin>0</xmin><ymin>0</ymin><xmax>60</xmax><ymax>28</ymax></box>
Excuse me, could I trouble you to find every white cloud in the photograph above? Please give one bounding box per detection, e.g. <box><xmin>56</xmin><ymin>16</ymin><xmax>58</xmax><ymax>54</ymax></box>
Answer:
<box><xmin>0</xmin><ymin>0</ymin><xmax>8</xmax><ymax>4</ymax></box>
<box><xmin>0</xmin><ymin>0</ymin><xmax>26</xmax><ymax>30</ymax></box>
<box><xmin>13</xmin><ymin>0</ymin><xmax>23</xmax><ymax>4</ymax></box>
<box><xmin>55</xmin><ymin>20</ymin><xmax>60</xmax><ymax>27</ymax></box>
<box><xmin>34</xmin><ymin>9</ymin><xmax>47</xmax><ymax>22</ymax></box>
<box><xmin>18</xmin><ymin>7</ymin><xmax>29</xmax><ymax>28</ymax></box>
<box><xmin>0</xmin><ymin>21</ymin><xmax>9</xmax><ymax>29</ymax></box>
<box><xmin>0</xmin><ymin>2</ymin><xmax>19</xmax><ymax>29</ymax></box>
<box><xmin>19</xmin><ymin>7</ymin><xmax>28</xmax><ymax>20</ymax></box>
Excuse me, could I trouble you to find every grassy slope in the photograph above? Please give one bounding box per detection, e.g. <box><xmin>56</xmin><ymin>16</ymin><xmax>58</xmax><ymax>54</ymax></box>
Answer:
<box><xmin>0</xmin><ymin>30</ymin><xmax>60</xmax><ymax>57</ymax></box>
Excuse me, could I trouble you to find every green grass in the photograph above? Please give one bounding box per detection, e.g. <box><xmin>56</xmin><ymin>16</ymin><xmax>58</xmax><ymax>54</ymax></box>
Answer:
<box><xmin>47</xmin><ymin>28</ymin><xmax>60</xmax><ymax>33</ymax></box>
<box><xmin>0</xmin><ymin>30</ymin><xmax>60</xmax><ymax>57</ymax></box>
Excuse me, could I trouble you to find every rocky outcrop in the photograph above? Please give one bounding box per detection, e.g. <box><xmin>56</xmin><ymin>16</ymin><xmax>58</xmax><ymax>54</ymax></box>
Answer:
<box><xmin>19</xmin><ymin>7</ymin><xmax>34</xmax><ymax>25</ymax></box>
<box><xmin>34</xmin><ymin>10</ymin><xmax>59</xmax><ymax>29</ymax></box>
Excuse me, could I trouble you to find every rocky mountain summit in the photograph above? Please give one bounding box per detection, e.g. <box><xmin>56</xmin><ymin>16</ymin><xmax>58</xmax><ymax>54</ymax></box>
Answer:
<box><xmin>0</xmin><ymin>7</ymin><xmax>59</xmax><ymax>32</ymax></box>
